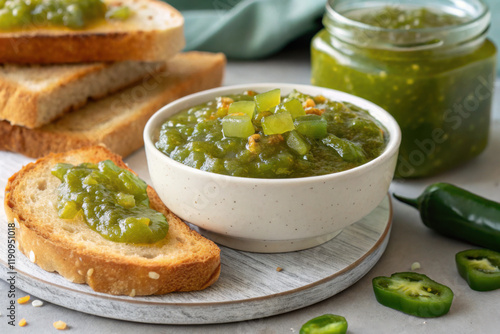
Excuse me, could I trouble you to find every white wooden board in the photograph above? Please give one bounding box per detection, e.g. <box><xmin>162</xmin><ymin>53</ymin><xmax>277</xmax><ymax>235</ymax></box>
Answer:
<box><xmin>0</xmin><ymin>151</ymin><xmax>392</xmax><ymax>324</ymax></box>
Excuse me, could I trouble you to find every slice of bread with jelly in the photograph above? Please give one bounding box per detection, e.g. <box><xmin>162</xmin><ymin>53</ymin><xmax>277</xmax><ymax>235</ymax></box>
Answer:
<box><xmin>4</xmin><ymin>145</ymin><xmax>221</xmax><ymax>296</ymax></box>
<box><xmin>0</xmin><ymin>0</ymin><xmax>185</xmax><ymax>64</ymax></box>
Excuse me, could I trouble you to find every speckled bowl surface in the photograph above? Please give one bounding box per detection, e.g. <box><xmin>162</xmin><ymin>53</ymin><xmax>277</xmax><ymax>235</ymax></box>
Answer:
<box><xmin>144</xmin><ymin>83</ymin><xmax>401</xmax><ymax>253</ymax></box>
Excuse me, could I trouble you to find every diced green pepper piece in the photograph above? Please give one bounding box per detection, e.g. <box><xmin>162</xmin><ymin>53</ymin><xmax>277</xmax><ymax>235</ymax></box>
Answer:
<box><xmin>51</xmin><ymin>163</ymin><xmax>74</xmax><ymax>180</ymax></box>
<box><xmin>105</xmin><ymin>5</ymin><xmax>132</xmax><ymax>20</ymax></box>
<box><xmin>322</xmin><ymin>134</ymin><xmax>366</xmax><ymax>162</ymax></box>
<box><xmin>282</xmin><ymin>99</ymin><xmax>306</xmax><ymax>119</ymax></box>
<box><xmin>132</xmin><ymin>217</ymin><xmax>151</xmax><ymax>226</ymax></box>
<box><xmin>287</xmin><ymin>130</ymin><xmax>310</xmax><ymax>155</ymax></box>
<box><xmin>254</xmin><ymin>88</ymin><xmax>281</xmax><ymax>112</ymax></box>
<box><xmin>299</xmin><ymin>314</ymin><xmax>348</xmax><ymax>334</ymax></box>
<box><xmin>222</xmin><ymin>114</ymin><xmax>255</xmax><ymax>138</ymax></box>
<box><xmin>116</xmin><ymin>192</ymin><xmax>136</xmax><ymax>208</ymax></box>
<box><xmin>100</xmin><ymin>159</ymin><xmax>122</xmax><ymax>174</ymax></box>
<box><xmin>83</xmin><ymin>174</ymin><xmax>98</xmax><ymax>185</ymax></box>
<box><xmin>228</xmin><ymin>100</ymin><xmax>256</xmax><ymax>118</ymax></box>
<box><xmin>456</xmin><ymin>249</ymin><xmax>500</xmax><ymax>291</ymax></box>
<box><xmin>118</xmin><ymin>169</ymin><xmax>149</xmax><ymax>206</ymax></box>
<box><xmin>262</xmin><ymin>111</ymin><xmax>295</xmax><ymax>135</ymax></box>
<box><xmin>372</xmin><ymin>272</ymin><xmax>454</xmax><ymax>318</ymax></box>
<box><xmin>58</xmin><ymin>201</ymin><xmax>79</xmax><ymax>219</ymax></box>
<box><xmin>294</xmin><ymin>115</ymin><xmax>328</xmax><ymax>139</ymax></box>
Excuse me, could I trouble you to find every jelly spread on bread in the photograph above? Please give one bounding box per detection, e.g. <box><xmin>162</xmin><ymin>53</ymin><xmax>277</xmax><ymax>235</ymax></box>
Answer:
<box><xmin>52</xmin><ymin>160</ymin><xmax>169</xmax><ymax>244</ymax></box>
<box><xmin>0</xmin><ymin>0</ymin><xmax>131</xmax><ymax>30</ymax></box>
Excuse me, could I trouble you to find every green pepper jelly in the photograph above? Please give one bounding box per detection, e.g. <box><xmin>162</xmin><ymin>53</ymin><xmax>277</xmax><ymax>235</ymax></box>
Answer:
<box><xmin>52</xmin><ymin>160</ymin><xmax>169</xmax><ymax>244</ymax></box>
<box><xmin>155</xmin><ymin>89</ymin><xmax>387</xmax><ymax>179</ymax></box>
<box><xmin>311</xmin><ymin>0</ymin><xmax>497</xmax><ymax>178</ymax></box>
<box><xmin>0</xmin><ymin>0</ymin><xmax>131</xmax><ymax>30</ymax></box>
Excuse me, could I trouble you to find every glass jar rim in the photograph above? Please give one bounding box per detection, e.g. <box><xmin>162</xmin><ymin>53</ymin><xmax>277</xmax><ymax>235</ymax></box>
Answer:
<box><xmin>324</xmin><ymin>0</ymin><xmax>491</xmax><ymax>51</ymax></box>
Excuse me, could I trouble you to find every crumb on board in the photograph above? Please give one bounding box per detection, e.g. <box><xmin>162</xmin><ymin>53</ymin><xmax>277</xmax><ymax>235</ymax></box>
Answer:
<box><xmin>276</xmin><ymin>267</ymin><xmax>283</xmax><ymax>272</ymax></box>
<box><xmin>18</xmin><ymin>295</ymin><xmax>30</xmax><ymax>304</ymax></box>
<box><xmin>411</xmin><ymin>262</ymin><xmax>421</xmax><ymax>271</ymax></box>
<box><xmin>32</xmin><ymin>300</ymin><xmax>43</xmax><ymax>307</ymax></box>
<box><xmin>29</xmin><ymin>250</ymin><xmax>36</xmax><ymax>263</ymax></box>
<box><xmin>53</xmin><ymin>320</ymin><xmax>67</xmax><ymax>330</ymax></box>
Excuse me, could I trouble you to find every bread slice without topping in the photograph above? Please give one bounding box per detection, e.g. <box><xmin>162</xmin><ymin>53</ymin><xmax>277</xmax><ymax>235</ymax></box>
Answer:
<box><xmin>4</xmin><ymin>145</ymin><xmax>221</xmax><ymax>296</ymax></box>
<box><xmin>0</xmin><ymin>51</ymin><xmax>226</xmax><ymax>158</ymax></box>
<box><xmin>0</xmin><ymin>0</ymin><xmax>185</xmax><ymax>64</ymax></box>
<box><xmin>0</xmin><ymin>60</ymin><xmax>166</xmax><ymax>128</ymax></box>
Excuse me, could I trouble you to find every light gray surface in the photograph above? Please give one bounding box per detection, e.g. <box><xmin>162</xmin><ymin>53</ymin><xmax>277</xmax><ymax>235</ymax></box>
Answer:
<box><xmin>1</xmin><ymin>45</ymin><xmax>500</xmax><ymax>333</ymax></box>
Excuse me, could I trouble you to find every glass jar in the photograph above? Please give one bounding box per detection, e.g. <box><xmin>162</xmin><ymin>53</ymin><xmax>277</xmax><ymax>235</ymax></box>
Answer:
<box><xmin>311</xmin><ymin>0</ymin><xmax>497</xmax><ymax>178</ymax></box>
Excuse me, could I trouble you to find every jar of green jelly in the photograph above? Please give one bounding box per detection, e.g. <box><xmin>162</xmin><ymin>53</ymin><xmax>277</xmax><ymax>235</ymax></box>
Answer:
<box><xmin>311</xmin><ymin>0</ymin><xmax>497</xmax><ymax>178</ymax></box>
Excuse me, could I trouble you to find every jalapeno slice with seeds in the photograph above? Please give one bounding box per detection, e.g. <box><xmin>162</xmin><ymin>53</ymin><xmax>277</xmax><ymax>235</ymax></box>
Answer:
<box><xmin>456</xmin><ymin>249</ymin><xmax>500</xmax><ymax>291</ymax></box>
<box><xmin>372</xmin><ymin>272</ymin><xmax>454</xmax><ymax>318</ymax></box>
<box><xmin>299</xmin><ymin>314</ymin><xmax>347</xmax><ymax>334</ymax></box>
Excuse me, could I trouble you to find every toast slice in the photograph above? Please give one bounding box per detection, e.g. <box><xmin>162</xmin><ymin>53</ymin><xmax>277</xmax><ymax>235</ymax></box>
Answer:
<box><xmin>0</xmin><ymin>60</ymin><xmax>166</xmax><ymax>129</ymax></box>
<box><xmin>4</xmin><ymin>145</ymin><xmax>221</xmax><ymax>295</ymax></box>
<box><xmin>0</xmin><ymin>0</ymin><xmax>185</xmax><ymax>64</ymax></box>
<box><xmin>0</xmin><ymin>51</ymin><xmax>226</xmax><ymax>158</ymax></box>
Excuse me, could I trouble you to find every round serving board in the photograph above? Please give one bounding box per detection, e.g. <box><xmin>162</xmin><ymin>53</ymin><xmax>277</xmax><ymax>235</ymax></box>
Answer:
<box><xmin>0</xmin><ymin>186</ymin><xmax>391</xmax><ymax>325</ymax></box>
<box><xmin>0</xmin><ymin>149</ymin><xmax>392</xmax><ymax>324</ymax></box>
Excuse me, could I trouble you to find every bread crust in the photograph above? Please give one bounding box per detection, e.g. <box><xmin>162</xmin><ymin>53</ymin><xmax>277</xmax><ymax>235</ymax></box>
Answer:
<box><xmin>4</xmin><ymin>146</ymin><xmax>221</xmax><ymax>295</ymax></box>
<box><xmin>0</xmin><ymin>0</ymin><xmax>185</xmax><ymax>64</ymax></box>
<box><xmin>0</xmin><ymin>51</ymin><xmax>226</xmax><ymax>158</ymax></box>
<box><xmin>0</xmin><ymin>79</ymin><xmax>39</xmax><ymax>127</ymax></box>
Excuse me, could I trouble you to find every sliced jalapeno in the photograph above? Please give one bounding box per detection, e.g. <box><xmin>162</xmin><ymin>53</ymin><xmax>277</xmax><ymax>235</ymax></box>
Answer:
<box><xmin>456</xmin><ymin>249</ymin><xmax>500</xmax><ymax>291</ymax></box>
<box><xmin>372</xmin><ymin>272</ymin><xmax>454</xmax><ymax>318</ymax></box>
<box><xmin>299</xmin><ymin>314</ymin><xmax>348</xmax><ymax>334</ymax></box>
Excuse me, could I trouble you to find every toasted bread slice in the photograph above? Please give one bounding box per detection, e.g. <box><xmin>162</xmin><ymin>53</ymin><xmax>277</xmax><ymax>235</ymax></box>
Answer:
<box><xmin>0</xmin><ymin>51</ymin><xmax>226</xmax><ymax>158</ymax></box>
<box><xmin>4</xmin><ymin>145</ymin><xmax>221</xmax><ymax>295</ymax></box>
<box><xmin>0</xmin><ymin>0</ymin><xmax>185</xmax><ymax>64</ymax></box>
<box><xmin>0</xmin><ymin>61</ymin><xmax>166</xmax><ymax>129</ymax></box>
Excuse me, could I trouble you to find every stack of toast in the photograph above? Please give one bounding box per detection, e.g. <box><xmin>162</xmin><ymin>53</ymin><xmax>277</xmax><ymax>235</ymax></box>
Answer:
<box><xmin>2</xmin><ymin>0</ymin><xmax>223</xmax><ymax>296</ymax></box>
<box><xmin>0</xmin><ymin>0</ymin><xmax>226</xmax><ymax>158</ymax></box>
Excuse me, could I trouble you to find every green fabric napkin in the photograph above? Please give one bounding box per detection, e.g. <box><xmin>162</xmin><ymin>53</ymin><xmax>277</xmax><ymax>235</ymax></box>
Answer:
<box><xmin>166</xmin><ymin>0</ymin><xmax>326</xmax><ymax>59</ymax></box>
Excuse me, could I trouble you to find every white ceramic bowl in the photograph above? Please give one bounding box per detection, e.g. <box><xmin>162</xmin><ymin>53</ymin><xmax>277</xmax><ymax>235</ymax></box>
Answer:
<box><xmin>144</xmin><ymin>83</ymin><xmax>401</xmax><ymax>253</ymax></box>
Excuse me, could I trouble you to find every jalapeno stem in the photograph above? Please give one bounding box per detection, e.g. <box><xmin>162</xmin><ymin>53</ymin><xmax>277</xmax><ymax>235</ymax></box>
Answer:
<box><xmin>392</xmin><ymin>193</ymin><xmax>418</xmax><ymax>208</ymax></box>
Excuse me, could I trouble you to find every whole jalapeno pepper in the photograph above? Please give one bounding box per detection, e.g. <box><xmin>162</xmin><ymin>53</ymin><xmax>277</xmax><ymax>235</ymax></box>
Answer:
<box><xmin>372</xmin><ymin>272</ymin><xmax>454</xmax><ymax>318</ymax></box>
<box><xmin>456</xmin><ymin>249</ymin><xmax>500</xmax><ymax>291</ymax></box>
<box><xmin>299</xmin><ymin>314</ymin><xmax>348</xmax><ymax>334</ymax></box>
<box><xmin>393</xmin><ymin>183</ymin><xmax>500</xmax><ymax>252</ymax></box>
